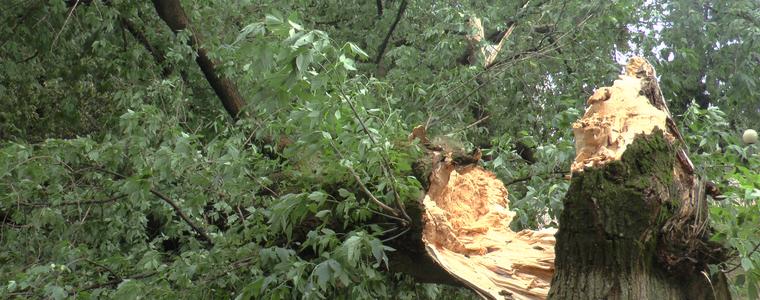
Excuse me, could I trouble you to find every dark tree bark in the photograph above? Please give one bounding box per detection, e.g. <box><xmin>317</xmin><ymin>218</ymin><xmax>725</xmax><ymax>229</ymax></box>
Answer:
<box><xmin>548</xmin><ymin>132</ymin><xmax>729</xmax><ymax>299</ymax></box>
<box><xmin>120</xmin><ymin>17</ymin><xmax>172</xmax><ymax>78</ymax></box>
<box><xmin>374</xmin><ymin>0</ymin><xmax>407</xmax><ymax>65</ymax></box>
<box><xmin>549</xmin><ymin>57</ymin><xmax>731</xmax><ymax>299</ymax></box>
<box><xmin>385</xmin><ymin>204</ymin><xmax>464</xmax><ymax>287</ymax></box>
<box><xmin>152</xmin><ymin>0</ymin><xmax>247</xmax><ymax>119</ymax></box>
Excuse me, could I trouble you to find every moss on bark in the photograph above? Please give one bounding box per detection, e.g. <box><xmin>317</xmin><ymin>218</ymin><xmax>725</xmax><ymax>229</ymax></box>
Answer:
<box><xmin>549</xmin><ymin>130</ymin><xmax>729</xmax><ymax>300</ymax></box>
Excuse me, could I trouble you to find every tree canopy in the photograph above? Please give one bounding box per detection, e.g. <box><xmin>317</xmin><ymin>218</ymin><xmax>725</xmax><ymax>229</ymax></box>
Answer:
<box><xmin>1</xmin><ymin>0</ymin><xmax>759</xmax><ymax>299</ymax></box>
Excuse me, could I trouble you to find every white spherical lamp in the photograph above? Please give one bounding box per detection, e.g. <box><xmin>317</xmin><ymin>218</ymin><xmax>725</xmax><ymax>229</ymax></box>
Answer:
<box><xmin>743</xmin><ymin>129</ymin><xmax>758</xmax><ymax>145</ymax></box>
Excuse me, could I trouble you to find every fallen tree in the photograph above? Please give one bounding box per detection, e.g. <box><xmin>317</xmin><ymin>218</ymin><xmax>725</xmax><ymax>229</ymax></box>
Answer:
<box><xmin>2</xmin><ymin>2</ymin><xmax>746</xmax><ymax>298</ymax></box>
<box><xmin>397</xmin><ymin>57</ymin><xmax>731</xmax><ymax>299</ymax></box>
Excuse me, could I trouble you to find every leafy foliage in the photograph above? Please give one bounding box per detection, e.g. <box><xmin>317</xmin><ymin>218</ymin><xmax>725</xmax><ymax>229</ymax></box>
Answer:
<box><xmin>1</xmin><ymin>0</ymin><xmax>759</xmax><ymax>299</ymax></box>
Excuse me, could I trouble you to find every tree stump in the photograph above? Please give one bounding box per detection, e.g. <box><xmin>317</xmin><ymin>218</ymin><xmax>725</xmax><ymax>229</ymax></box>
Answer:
<box><xmin>548</xmin><ymin>57</ymin><xmax>730</xmax><ymax>299</ymax></box>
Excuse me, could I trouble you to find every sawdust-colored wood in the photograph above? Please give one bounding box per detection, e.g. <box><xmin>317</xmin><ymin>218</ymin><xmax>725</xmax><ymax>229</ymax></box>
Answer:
<box><xmin>421</xmin><ymin>150</ymin><xmax>556</xmax><ymax>300</ymax></box>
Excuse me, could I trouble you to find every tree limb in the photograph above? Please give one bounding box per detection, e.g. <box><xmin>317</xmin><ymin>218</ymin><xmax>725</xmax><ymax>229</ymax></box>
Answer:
<box><xmin>340</xmin><ymin>91</ymin><xmax>411</xmax><ymax>223</ymax></box>
<box><xmin>75</xmin><ymin>271</ymin><xmax>157</xmax><ymax>293</ymax></box>
<box><xmin>92</xmin><ymin>167</ymin><xmax>214</xmax><ymax>246</ymax></box>
<box><xmin>328</xmin><ymin>141</ymin><xmax>407</xmax><ymax>224</ymax></box>
<box><xmin>119</xmin><ymin>17</ymin><xmax>172</xmax><ymax>78</ymax></box>
<box><xmin>149</xmin><ymin>189</ymin><xmax>213</xmax><ymax>244</ymax></box>
<box><xmin>374</xmin><ymin>0</ymin><xmax>407</xmax><ymax>65</ymax></box>
<box><xmin>151</xmin><ymin>0</ymin><xmax>247</xmax><ymax>119</ymax></box>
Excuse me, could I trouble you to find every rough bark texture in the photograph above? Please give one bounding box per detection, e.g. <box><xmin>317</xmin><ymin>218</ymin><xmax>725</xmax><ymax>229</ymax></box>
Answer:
<box><xmin>548</xmin><ymin>57</ymin><xmax>730</xmax><ymax>299</ymax></box>
<box><xmin>120</xmin><ymin>17</ymin><xmax>172</xmax><ymax>78</ymax></box>
<box><xmin>152</xmin><ymin>0</ymin><xmax>247</xmax><ymax>119</ymax></box>
<box><xmin>550</xmin><ymin>132</ymin><xmax>723</xmax><ymax>299</ymax></box>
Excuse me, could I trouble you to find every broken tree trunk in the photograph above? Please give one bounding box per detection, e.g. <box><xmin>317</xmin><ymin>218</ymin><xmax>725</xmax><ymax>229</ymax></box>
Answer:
<box><xmin>548</xmin><ymin>57</ymin><xmax>730</xmax><ymax>299</ymax></box>
<box><xmin>399</xmin><ymin>57</ymin><xmax>731</xmax><ymax>299</ymax></box>
<box><xmin>397</xmin><ymin>127</ymin><xmax>556</xmax><ymax>300</ymax></box>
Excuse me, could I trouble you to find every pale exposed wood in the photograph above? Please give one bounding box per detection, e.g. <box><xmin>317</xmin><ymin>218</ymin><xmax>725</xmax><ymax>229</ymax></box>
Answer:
<box><xmin>421</xmin><ymin>151</ymin><xmax>555</xmax><ymax>300</ymax></box>
<box><xmin>571</xmin><ymin>60</ymin><xmax>672</xmax><ymax>173</ymax></box>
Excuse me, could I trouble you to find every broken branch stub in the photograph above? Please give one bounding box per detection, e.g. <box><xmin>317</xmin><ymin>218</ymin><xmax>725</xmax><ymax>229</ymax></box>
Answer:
<box><xmin>411</xmin><ymin>126</ymin><xmax>555</xmax><ymax>299</ymax></box>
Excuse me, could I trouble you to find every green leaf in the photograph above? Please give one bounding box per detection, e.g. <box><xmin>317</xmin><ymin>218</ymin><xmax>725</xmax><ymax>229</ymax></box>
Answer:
<box><xmin>346</xmin><ymin>42</ymin><xmax>369</xmax><ymax>60</ymax></box>
<box><xmin>313</xmin><ymin>261</ymin><xmax>331</xmax><ymax>290</ymax></box>
<box><xmin>236</xmin><ymin>278</ymin><xmax>265</xmax><ymax>300</ymax></box>
<box><xmin>293</xmin><ymin>32</ymin><xmax>314</xmax><ymax>48</ymax></box>
<box><xmin>321</xmin><ymin>131</ymin><xmax>332</xmax><ymax>140</ymax></box>
<box><xmin>288</xmin><ymin>20</ymin><xmax>303</xmax><ymax>31</ymax></box>
<box><xmin>44</xmin><ymin>285</ymin><xmax>67</xmax><ymax>300</ymax></box>
<box><xmin>742</xmin><ymin>257</ymin><xmax>754</xmax><ymax>271</ymax></box>
<box><xmin>338</xmin><ymin>55</ymin><xmax>356</xmax><ymax>71</ymax></box>
<box><xmin>315</xmin><ymin>210</ymin><xmax>330</xmax><ymax>218</ymax></box>
<box><xmin>343</xmin><ymin>235</ymin><xmax>361</xmax><ymax>265</ymax></box>
<box><xmin>265</xmin><ymin>15</ymin><xmax>283</xmax><ymax>25</ymax></box>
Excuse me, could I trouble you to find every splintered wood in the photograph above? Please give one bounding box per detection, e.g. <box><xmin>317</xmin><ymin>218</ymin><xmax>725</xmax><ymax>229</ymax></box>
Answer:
<box><xmin>417</xmin><ymin>57</ymin><xmax>688</xmax><ymax>299</ymax></box>
<box><xmin>422</xmin><ymin>151</ymin><xmax>555</xmax><ymax>300</ymax></box>
<box><xmin>571</xmin><ymin>58</ymin><xmax>677</xmax><ymax>173</ymax></box>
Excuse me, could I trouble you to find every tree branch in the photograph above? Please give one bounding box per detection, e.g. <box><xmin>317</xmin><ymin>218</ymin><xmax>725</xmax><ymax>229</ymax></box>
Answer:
<box><xmin>92</xmin><ymin>167</ymin><xmax>214</xmax><ymax>246</ymax></box>
<box><xmin>76</xmin><ymin>271</ymin><xmax>157</xmax><ymax>293</ymax></box>
<box><xmin>151</xmin><ymin>0</ymin><xmax>247</xmax><ymax>119</ymax></box>
<box><xmin>119</xmin><ymin>17</ymin><xmax>172</xmax><ymax>78</ymax></box>
<box><xmin>374</xmin><ymin>0</ymin><xmax>407</xmax><ymax>65</ymax></box>
<box><xmin>340</xmin><ymin>91</ymin><xmax>411</xmax><ymax>223</ymax></box>
<box><xmin>149</xmin><ymin>189</ymin><xmax>213</xmax><ymax>244</ymax></box>
<box><xmin>328</xmin><ymin>141</ymin><xmax>407</xmax><ymax>223</ymax></box>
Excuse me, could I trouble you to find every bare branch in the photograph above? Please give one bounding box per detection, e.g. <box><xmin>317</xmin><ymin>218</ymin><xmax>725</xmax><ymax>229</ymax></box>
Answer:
<box><xmin>51</xmin><ymin>0</ymin><xmax>79</xmax><ymax>50</ymax></box>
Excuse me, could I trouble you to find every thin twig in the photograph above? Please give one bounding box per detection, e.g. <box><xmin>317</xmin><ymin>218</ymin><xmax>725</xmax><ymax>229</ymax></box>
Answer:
<box><xmin>120</xmin><ymin>16</ymin><xmax>172</xmax><ymax>77</ymax></box>
<box><xmin>328</xmin><ymin>141</ymin><xmax>406</xmax><ymax>223</ymax></box>
<box><xmin>16</xmin><ymin>194</ymin><xmax>127</xmax><ymax>208</ymax></box>
<box><xmin>92</xmin><ymin>166</ymin><xmax>213</xmax><ymax>246</ymax></box>
<box><xmin>364</xmin><ymin>206</ymin><xmax>407</xmax><ymax>223</ymax></box>
<box><xmin>245</xmin><ymin>173</ymin><xmax>279</xmax><ymax>197</ymax></box>
<box><xmin>51</xmin><ymin>0</ymin><xmax>79</xmax><ymax>50</ymax></box>
<box><xmin>722</xmin><ymin>241</ymin><xmax>760</xmax><ymax>274</ymax></box>
<box><xmin>427</xmin><ymin>12</ymin><xmax>595</xmax><ymax>126</ymax></box>
<box><xmin>85</xmin><ymin>259</ymin><xmax>122</xmax><ymax>282</ymax></box>
<box><xmin>60</xmin><ymin>194</ymin><xmax>126</xmax><ymax>206</ymax></box>
<box><xmin>340</xmin><ymin>92</ymin><xmax>411</xmax><ymax>222</ymax></box>
<box><xmin>76</xmin><ymin>271</ymin><xmax>157</xmax><ymax>293</ymax></box>
<box><xmin>149</xmin><ymin>189</ymin><xmax>213</xmax><ymax>244</ymax></box>
<box><xmin>382</xmin><ymin>226</ymin><xmax>410</xmax><ymax>242</ymax></box>
<box><xmin>449</xmin><ymin>115</ymin><xmax>490</xmax><ymax>134</ymax></box>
